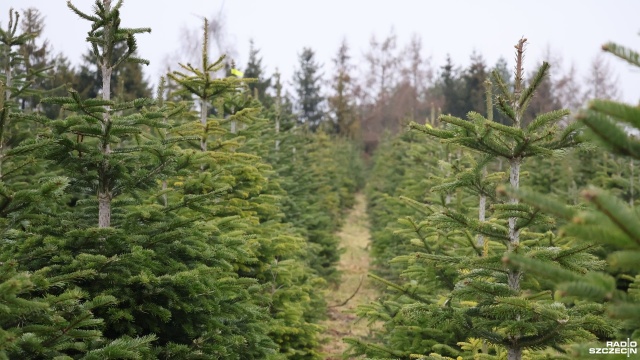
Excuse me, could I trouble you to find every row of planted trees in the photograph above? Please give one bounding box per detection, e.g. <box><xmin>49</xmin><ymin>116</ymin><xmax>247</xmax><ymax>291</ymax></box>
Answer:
<box><xmin>0</xmin><ymin>1</ymin><xmax>363</xmax><ymax>359</ymax></box>
<box><xmin>349</xmin><ymin>38</ymin><xmax>639</xmax><ymax>359</ymax></box>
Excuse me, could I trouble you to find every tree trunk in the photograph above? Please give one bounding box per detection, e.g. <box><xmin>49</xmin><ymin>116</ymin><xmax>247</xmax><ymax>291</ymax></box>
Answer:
<box><xmin>507</xmin><ymin>158</ymin><xmax>521</xmax><ymax>290</ymax></box>
<box><xmin>275</xmin><ymin>111</ymin><xmax>280</xmax><ymax>151</ymax></box>
<box><xmin>98</xmin><ymin>0</ymin><xmax>112</xmax><ymax>228</ymax></box>
<box><xmin>3</xmin><ymin>61</ymin><xmax>10</xmax><ymax>101</ymax></box>
<box><xmin>477</xmin><ymin>189</ymin><xmax>486</xmax><ymax>247</ymax></box>
<box><xmin>162</xmin><ymin>180</ymin><xmax>168</xmax><ymax>207</ymax></box>
<box><xmin>507</xmin><ymin>347</ymin><xmax>522</xmax><ymax>360</ymax></box>
<box><xmin>200</xmin><ymin>99</ymin><xmax>208</xmax><ymax>152</ymax></box>
<box><xmin>506</xmin><ymin>39</ymin><xmax>526</xmax><ymax>360</ymax></box>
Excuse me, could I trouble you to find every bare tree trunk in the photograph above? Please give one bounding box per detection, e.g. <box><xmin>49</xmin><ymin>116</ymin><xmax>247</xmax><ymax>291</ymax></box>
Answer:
<box><xmin>162</xmin><ymin>180</ymin><xmax>168</xmax><ymax>207</ymax></box>
<box><xmin>477</xmin><ymin>172</ymin><xmax>487</xmax><ymax>247</ymax></box>
<box><xmin>275</xmin><ymin>117</ymin><xmax>280</xmax><ymax>151</ymax></box>
<box><xmin>230</xmin><ymin>120</ymin><xmax>236</xmax><ymax>134</ymax></box>
<box><xmin>200</xmin><ymin>99</ymin><xmax>208</xmax><ymax>152</ymax></box>
<box><xmin>229</xmin><ymin>105</ymin><xmax>236</xmax><ymax>134</ymax></box>
<box><xmin>445</xmin><ymin>152</ymin><xmax>452</xmax><ymax>205</ymax></box>
<box><xmin>508</xmin><ymin>348</ymin><xmax>522</xmax><ymax>360</ymax></box>
<box><xmin>504</xmin><ymin>38</ymin><xmax>527</xmax><ymax>360</ymax></box>
<box><xmin>98</xmin><ymin>0</ymin><xmax>112</xmax><ymax>228</ymax></box>
<box><xmin>275</xmin><ymin>101</ymin><xmax>280</xmax><ymax>151</ymax></box>
<box><xmin>507</xmin><ymin>158</ymin><xmax>521</xmax><ymax>289</ymax></box>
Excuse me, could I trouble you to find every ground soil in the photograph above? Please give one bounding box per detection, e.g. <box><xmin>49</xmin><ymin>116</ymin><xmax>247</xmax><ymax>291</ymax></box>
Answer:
<box><xmin>320</xmin><ymin>193</ymin><xmax>380</xmax><ymax>359</ymax></box>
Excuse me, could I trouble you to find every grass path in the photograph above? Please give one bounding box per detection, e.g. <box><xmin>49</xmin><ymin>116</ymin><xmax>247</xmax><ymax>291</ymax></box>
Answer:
<box><xmin>320</xmin><ymin>193</ymin><xmax>380</xmax><ymax>359</ymax></box>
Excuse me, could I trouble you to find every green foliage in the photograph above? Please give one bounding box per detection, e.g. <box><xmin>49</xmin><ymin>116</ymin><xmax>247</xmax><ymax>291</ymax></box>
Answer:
<box><xmin>351</xmin><ymin>39</ymin><xmax>608</xmax><ymax>360</ymax></box>
<box><xmin>507</xmin><ymin>37</ymin><xmax>640</xmax><ymax>349</ymax></box>
<box><xmin>293</xmin><ymin>48</ymin><xmax>325</xmax><ymax>131</ymax></box>
<box><xmin>0</xmin><ymin>261</ymin><xmax>156</xmax><ymax>359</ymax></box>
<box><xmin>327</xmin><ymin>39</ymin><xmax>359</xmax><ymax>138</ymax></box>
<box><xmin>243</xmin><ymin>39</ymin><xmax>271</xmax><ymax>105</ymax></box>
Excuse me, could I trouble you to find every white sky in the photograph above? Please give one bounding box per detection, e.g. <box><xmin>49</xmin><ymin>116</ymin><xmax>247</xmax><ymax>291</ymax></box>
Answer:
<box><xmin>3</xmin><ymin>0</ymin><xmax>640</xmax><ymax>103</ymax></box>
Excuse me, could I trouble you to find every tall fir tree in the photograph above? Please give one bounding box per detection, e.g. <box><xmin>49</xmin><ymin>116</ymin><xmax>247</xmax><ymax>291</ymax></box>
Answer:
<box><xmin>462</xmin><ymin>51</ymin><xmax>488</xmax><ymax>115</ymax></box>
<box><xmin>293</xmin><ymin>47</ymin><xmax>324</xmax><ymax>131</ymax></box>
<box><xmin>1</xmin><ymin>6</ymin><xmax>155</xmax><ymax>358</ymax></box>
<box><xmin>328</xmin><ymin>39</ymin><xmax>358</xmax><ymax>138</ymax></box>
<box><xmin>17</xmin><ymin>7</ymin><xmax>51</xmax><ymax>112</ymax></box>
<box><xmin>439</xmin><ymin>55</ymin><xmax>465</xmax><ymax>118</ymax></box>
<box><xmin>244</xmin><ymin>39</ymin><xmax>272</xmax><ymax>104</ymax></box>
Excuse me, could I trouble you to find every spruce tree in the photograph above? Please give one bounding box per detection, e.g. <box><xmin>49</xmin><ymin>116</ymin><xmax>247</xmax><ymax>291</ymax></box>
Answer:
<box><xmin>328</xmin><ymin>39</ymin><xmax>358</xmax><ymax>138</ymax></box>
<box><xmin>16</xmin><ymin>7</ymin><xmax>51</xmax><ymax>112</ymax></box>
<box><xmin>439</xmin><ymin>55</ymin><xmax>465</xmax><ymax>118</ymax></box>
<box><xmin>244</xmin><ymin>39</ymin><xmax>271</xmax><ymax>104</ymax></box>
<box><xmin>462</xmin><ymin>51</ymin><xmax>489</xmax><ymax>115</ymax></box>
<box><xmin>293</xmin><ymin>48</ymin><xmax>324</xmax><ymax>131</ymax></box>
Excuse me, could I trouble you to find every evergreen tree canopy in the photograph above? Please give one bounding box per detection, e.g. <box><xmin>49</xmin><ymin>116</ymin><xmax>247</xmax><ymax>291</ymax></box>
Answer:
<box><xmin>507</xmin><ymin>38</ymin><xmax>640</xmax><ymax>355</ymax></box>
<box><xmin>328</xmin><ymin>39</ymin><xmax>358</xmax><ymax>138</ymax></box>
<box><xmin>244</xmin><ymin>39</ymin><xmax>272</xmax><ymax>103</ymax></box>
<box><xmin>348</xmin><ymin>38</ymin><xmax>610</xmax><ymax>360</ymax></box>
<box><xmin>293</xmin><ymin>47</ymin><xmax>324</xmax><ymax>131</ymax></box>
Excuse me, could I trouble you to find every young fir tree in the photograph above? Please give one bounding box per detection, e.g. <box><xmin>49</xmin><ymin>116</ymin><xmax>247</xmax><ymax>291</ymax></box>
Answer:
<box><xmin>508</xmin><ymin>38</ymin><xmax>640</xmax><ymax>356</ymax></box>
<box><xmin>1</xmin><ymin>7</ymin><xmax>155</xmax><ymax>358</ymax></box>
<box><xmin>6</xmin><ymin>2</ymin><xmax>271</xmax><ymax>359</ymax></box>
<box><xmin>293</xmin><ymin>48</ymin><xmax>325</xmax><ymax>131</ymax></box>
<box><xmin>168</xmin><ymin>18</ymin><xmax>342</xmax><ymax>359</ymax></box>
<box><xmin>350</xmin><ymin>39</ymin><xmax>612</xmax><ymax>360</ymax></box>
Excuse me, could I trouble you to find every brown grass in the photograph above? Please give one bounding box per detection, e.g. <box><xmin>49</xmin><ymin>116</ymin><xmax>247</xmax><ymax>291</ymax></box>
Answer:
<box><xmin>319</xmin><ymin>193</ymin><xmax>380</xmax><ymax>359</ymax></box>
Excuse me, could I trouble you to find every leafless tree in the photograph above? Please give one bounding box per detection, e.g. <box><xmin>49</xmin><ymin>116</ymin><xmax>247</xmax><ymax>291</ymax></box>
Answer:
<box><xmin>584</xmin><ymin>52</ymin><xmax>620</xmax><ymax>101</ymax></box>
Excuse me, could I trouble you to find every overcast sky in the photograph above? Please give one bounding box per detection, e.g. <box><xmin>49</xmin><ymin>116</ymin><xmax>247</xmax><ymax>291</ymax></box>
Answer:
<box><xmin>3</xmin><ymin>0</ymin><xmax>640</xmax><ymax>103</ymax></box>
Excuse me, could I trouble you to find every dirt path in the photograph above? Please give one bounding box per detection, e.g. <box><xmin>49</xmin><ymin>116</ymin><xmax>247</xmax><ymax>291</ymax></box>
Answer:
<box><xmin>320</xmin><ymin>193</ymin><xmax>379</xmax><ymax>359</ymax></box>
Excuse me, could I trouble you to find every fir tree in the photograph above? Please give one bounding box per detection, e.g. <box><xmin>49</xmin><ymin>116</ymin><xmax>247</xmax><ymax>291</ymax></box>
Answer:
<box><xmin>439</xmin><ymin>55</ymin><xmax>465</xmax><ymax>118</ymax></box>
<box><xmin>0</xmin><ymin>7</ymin><xmax>155</xmax><ymax>357</ymax></box>
<box><xmin>411</xmin><ymin>38</ymin><xmax>608</xmax><ymax>360</ymax></box>
<box><xmin>41</xmin><ymin>53</ymin><xmax>77</xmax><ymax>119</ymax></box>
<box><xmin>491</xmin><ymin>57</ymin><xmax>514</xmax><ymax>126</ymax></box>
<box><xmin>293</xmin><ymin>47</ymin><xmax>324</xmax><ymax>131</ymax></box>
<box><xmin>509</xmin><ymin>37</ymin><xmax>640</xmax><ymax>354</ymax></box>
<box><xmin>328</xmin><ymin>39</ymin><xmax>358</xmax><ymax>138</ymax></box>
<box><xmin>17</xmin><ymin>7</ymin><xmax>51</xmax><ymax>112</ymax></box>
<box><xmin>12</xmin><ymin>2</ymin><xmax>272</xmax><ymax>358</ymax></box>
<box><xmin>462</xmin><ymin>51</ymin><xmax>489</xmax><ymax>115</ymax></box>
<box><xmin>244</xmin><ymin>39</ymin><xmax>271</xmax><ymax>103</ymax></box>
<box><xmin>350</xmin><ymin>38</ymin><xmax>611</xmax><ymax>360</ymax></box>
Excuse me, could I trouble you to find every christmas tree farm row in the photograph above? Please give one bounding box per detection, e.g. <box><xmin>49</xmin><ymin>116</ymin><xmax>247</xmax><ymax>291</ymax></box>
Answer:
<box><xmin>0</xmin><ymin>2</ymin><xmax>362</xmax><ymax>359</ymax></box>
<box><xmin>350</xmin><ymin>38</ymin><xmax>639</xmax><ymax>360</ymax></box>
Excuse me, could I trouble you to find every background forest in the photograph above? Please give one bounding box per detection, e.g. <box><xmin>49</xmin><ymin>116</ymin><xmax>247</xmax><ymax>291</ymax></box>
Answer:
<box><xmin>0</xmin><ymin>1</ymin><xmax>639</xmax><ymax>360</ymax></box>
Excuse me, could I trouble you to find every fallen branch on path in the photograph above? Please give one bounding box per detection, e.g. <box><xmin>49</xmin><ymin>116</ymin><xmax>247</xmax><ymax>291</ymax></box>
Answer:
<box><xmin>328</xmin><ymin>275</ymin><xmax>365</xmax><ymax>308</ymax></box>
